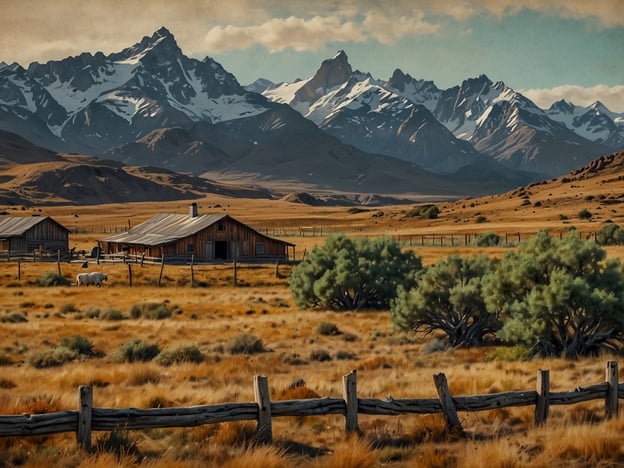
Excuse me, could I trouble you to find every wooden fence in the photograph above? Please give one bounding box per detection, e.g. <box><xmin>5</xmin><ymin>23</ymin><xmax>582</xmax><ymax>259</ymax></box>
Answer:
<box><xmin>0</xmin><ymin>361</ymin><xmax>621</xmax><ymax>450</ymax></box>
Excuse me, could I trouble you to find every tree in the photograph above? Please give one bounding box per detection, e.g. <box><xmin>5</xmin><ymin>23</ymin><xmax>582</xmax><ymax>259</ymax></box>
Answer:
<box><xmin>596</xmin><ymin>223</ymin><xmax>624</xmax><ymax>245</ymax></box>
<box><xmin>391</xmin><ymin>254</ymin><xmax>499</xmax><ymax>347</ymax></box>
<box><xmin>482</xmin><ymin>230</ymin><xmax>624</xmax><ymax>358</ymax></box>
<box><xmin>474</xmin><ymin>231</ymin><xmax>501</xmax><ymax>246</ymax></box>
<box><xmin>289</xmin><ymin>234</ymin><xmax>422</xmax><ymax>311</ymax></box>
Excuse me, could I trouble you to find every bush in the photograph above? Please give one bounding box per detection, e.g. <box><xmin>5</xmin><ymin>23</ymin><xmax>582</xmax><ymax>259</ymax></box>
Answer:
<box><xmin>392</xmin><ymin>254</ymin><xmax>499</xmax><ymax>348</ymax></box>
<box><xmin>112</xmin><ymin>339</ymin><xmax>160</xmax><ymax>363</ymax></box>
<box><xmin>486</xmin><ymin>345</ymin><xmax>531</xmax><ymax>362</ymax></box>
<box><xmin>309</xmin><ymin>349</ymin><xmax>332</xmax><ymax>362</ymax></box>
<box><xmin>0</xmin><ymin>311</ymin><xmax>28</xmax><ymax>323</ymax></box>
<box><xmin>596</xmin><ymin>223</ymin><xmax>624</xmax><ymax>245</ymax></box>
<box><xmin>474</xmin><ymin>231</ymin><xmax>501</xmax><ymax>247</ymax></box>
<box><xmin>59</xmin><ymin>335</ymin><xmax>94</xmax><ymax>356</ymax></box>
<box><xmin>36</xmin><ymin>272</ymin><xmax>70</xmax><ymax>287</ymax></box>
<box><xmin>59</xmin><ymin>303</ymin><xmax>78</xmax><ymax>314</ymax></box>
<box><xmin>404</xmin><ymin>204</ymin><xmax>440</xmax><ymax>219</ymax></box>
<box><xmin>315</xmin><ymin>322</ymin><xmax>341</xmax><ymax>336</ymax></box>
<box><xmin>27</xmin><ymin>347</ymin><xmax>77</xmax><ymax>368</ymax></box>
<box><xmin>475</xmin><ymin>215</ymin><xmax>488</xmax><ymax>223</ymax></box>
<box><xmin>290</xmin><ymin>234</ymin><xmax>422</xmax><ymax>311</ymax></box>
<box><xmin>226</xmin><ymin>334</ymin><xmax>265</xmax><ymax>355</ymax></box>
<box><xmin>129</xmin><ymin>302</ymin><xmax>172</xmax><ymax>320</ymax></box>
<box><xmin>578</xmin><ymin>209</ymin><xmax>592</xmax><ymax>219</ymax></box>
<box><xmin>99</xmin><ymin>308</ymin><xmax>124</xmax><ymax>321</ymax></box>
<box><xmin>483</xmin><ymin>230</ymin><xmax>624</xmax><ymax>357</ymax></box>
<box><xmin>155</xmin><ymin>344</ymin><xmax>204</xmax><ymax>366</ymax></box>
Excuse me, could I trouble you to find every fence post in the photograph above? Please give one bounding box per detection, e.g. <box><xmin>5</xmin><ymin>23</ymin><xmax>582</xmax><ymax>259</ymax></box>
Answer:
<box><xmin>535</xmin><ymin>369</ymin><xmax>550</xmax><ymax>426</ymax></box>
<box><xmin>433</xmin><ymin>373</ymin><xmax>464</xmax><ymax>437</ymax></box>
<box><xmin>606</xmin><ymin>361</ymin><xmax>619</xmax><ymax>419</ymax></box>
<box><xmin>233</xmin><ymin>261</ymin><xmax>237</xmax><ymax>286</ymax></box>
<box><xmin>17</xmin><ymin>261</ymin><xmax>21</xmax><ymax>280</ymax></box>
<box><xmin>158</xmin><ymin>255</ymin><xmax>164</xmax><ymax>286</ymax></box>
<box><xmin>190</xmin><ymin>255</ymin><xmax>195</xmax><ymax>287</ymax></box>
<box><xmin>77</xmin><ymin>385</ymin><xmax>93</xmax><ymax>450</ymax></box>
<box><xmin>57</xmin><ymin>250</ymin><xmax>61</xmax><ymax>276</ymax></box>
<box><xmin>343</xmin><ymin>370</ymin><xmax>359</xmax><ymax>434</ymax></box>
<box><xmin>254</xmin><ymin>375</ymin><xmax>272</xmax><ymax>443</ymax></box>
<box><xmin>275</xmin><ymin>260</ymin><xmax>279</xmax><ymax>278</ymax></box>
<box><xmin>128</xmin><ymin>263</ymin><xmax>132</xmax><ymax>287</ymax></box>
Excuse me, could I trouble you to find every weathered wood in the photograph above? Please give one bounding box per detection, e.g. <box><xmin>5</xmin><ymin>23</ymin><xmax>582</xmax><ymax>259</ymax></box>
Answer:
<box><xmin>0</xmin><ymin>412</ymin><xmax>78</xmax><ymax>436</ymax></box>
<box><xmin>549</xmin><ymin>383</ymin><xmax>608</xmax><ymax>405</ymax></box>
<box><xmin>433</xmin><ymin>373</ymin><xmax>464</xmax><ymax>437</ymax></box>
<box><xmin>535</xmin><ymin>369</ymin><xmax>550</xmax><ymax>425</ymax></box>
<box><xmin>190</xmin><ymin>254</ymin><xmax>195</xmax><ymax>287</ymax></box>
<box><xmin>606</xmin><ymin>360</ymin><xmax>619</xmax><ymax>419</ymax></box>
<box><xmin>127</xmin><ymin>263</ymin><xmax>132</xmax><ymax>287</ymax></box>
<box><xmin>343</xmin><ymin>370</ymin><xmax>359</xmax><ymax>433</ymax></box>
<box><xmin>158</xmin><ymin>253</ymin><xmax>164</xmax><ymax>286</ymax></box>
<box><xmin>271</xmin><ymin>398</ymin><xmax>345</xmax><ymax>417</ymax></box>
<box><xmin>254</xmin><ymin>375</ymin><xmax>272</xmax><ymax>443</ymax></box>
<box><xmin>77</xmin><ymin>385</ymin><xmax>93</xmax><ymax>450</ymax></box>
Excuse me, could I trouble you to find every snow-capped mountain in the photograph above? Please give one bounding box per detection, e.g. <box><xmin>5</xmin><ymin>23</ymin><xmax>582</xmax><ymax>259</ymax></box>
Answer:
<box><xmin>1</xmin><ymin>27</ymin><xmax>272</xmax><ymax>154</ymax></box>
<box><xmin>264</xmin><ymin>51</ymin><xmax>481</xmax><ymax>173</ymax></box>
<box><xmin>546</xmin><ymin>100</ymin><xmax>624</xmax><ymax>150</ymax></box>
<box><xmin>263</xmin><ymin>55</ymin><xmax>613</xmax><ymax>177</ymax></box>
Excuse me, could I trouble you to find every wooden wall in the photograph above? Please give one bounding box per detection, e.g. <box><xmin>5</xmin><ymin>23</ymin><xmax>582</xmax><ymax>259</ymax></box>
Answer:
<box><xmin>102</xmin><ymin>217</ymin><xmax>291</xmax><ymax>261</ymax></box>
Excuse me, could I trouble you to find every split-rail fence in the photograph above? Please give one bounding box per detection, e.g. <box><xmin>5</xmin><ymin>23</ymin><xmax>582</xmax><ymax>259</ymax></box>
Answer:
<box><xmin>0</xmin><ymin>361</ymin><xmax>621</xmax><ymax>450</ymax></box>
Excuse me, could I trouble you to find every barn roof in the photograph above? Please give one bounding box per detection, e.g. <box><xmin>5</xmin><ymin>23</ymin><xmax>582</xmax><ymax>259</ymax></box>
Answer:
<box><xmin>100</xmin><ymin>213</ymin><xmax>294</xmax><ymax>247</ymax></box>
<box><xmin>0</xmin><ymin>216</ymin><xmax>68</xmax><ymax>237</ymax></box>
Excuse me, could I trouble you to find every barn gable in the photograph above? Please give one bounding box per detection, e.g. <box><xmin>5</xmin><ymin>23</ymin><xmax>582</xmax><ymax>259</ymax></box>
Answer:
<box><xmin>99</xmin><ymin>206</ymin><xmax>294</xmax><ymax>262</ymax></box>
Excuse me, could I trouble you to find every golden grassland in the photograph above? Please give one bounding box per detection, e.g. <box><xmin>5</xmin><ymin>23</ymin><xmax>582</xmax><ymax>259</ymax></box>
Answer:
<box><xmin>1</xmin><ymin>185</ymin><xmax>624</xmax><ymax>467</ymax></box>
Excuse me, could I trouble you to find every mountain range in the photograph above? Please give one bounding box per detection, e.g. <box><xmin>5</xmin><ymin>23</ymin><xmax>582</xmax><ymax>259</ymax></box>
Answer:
<box><xmin>1</xmin><ymin>27</ymin><xmax>622</xmax><ymax>202</ymax></box>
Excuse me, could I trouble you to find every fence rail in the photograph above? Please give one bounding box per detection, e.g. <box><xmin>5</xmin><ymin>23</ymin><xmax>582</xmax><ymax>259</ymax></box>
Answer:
<box><xmin>0</xmin><ymin>361</ymin><xmax>621</xmax><ymax>449</ymax></box>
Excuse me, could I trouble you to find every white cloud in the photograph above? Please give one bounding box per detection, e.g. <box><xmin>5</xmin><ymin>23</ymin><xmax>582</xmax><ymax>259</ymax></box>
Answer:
<box><xmin>521</xmin><ymin>85</ymin><xmax>624</xmax><ymax>112</ymax></box>
<box><xmin>203</xmin><ymin>16</ymin><xmax>366</xmax><ymax>53</ymax></box>
<box><xmin>363</xmin><ymin>10</ymin><xmax>439</xmax><ymax>45</ymax></box>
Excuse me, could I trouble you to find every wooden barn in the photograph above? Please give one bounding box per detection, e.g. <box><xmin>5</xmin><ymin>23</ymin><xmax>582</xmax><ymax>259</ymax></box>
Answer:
<box><xmin>0</xmin><ymin>216</ymin><xmax>70</xmax><ymax>253</ymax></box>
<box><xmin>99</xmin><ymin>204</ymin><xmax>295</xmax><ymax>262</ymax></box>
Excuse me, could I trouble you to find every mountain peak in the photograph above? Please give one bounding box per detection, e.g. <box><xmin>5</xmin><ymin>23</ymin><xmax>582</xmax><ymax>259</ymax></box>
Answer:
<box><xmin>550</xmin><ymin>99</ymin><xmax>575</xmax><ymax>113</ymax></box>
<box><xmin>114</xmin><ymin>26</ymin><xmax>181</xmax><ymax>63</ymax></box>
<box><xmin>332</xmin><ymin>50</ymin><xmax>348</xmax><ymax>62</ymax></box>
<box><xmin>590</xmin><ymin>100</ymin><xmax>611</xmax><ymax>113</ymax></box>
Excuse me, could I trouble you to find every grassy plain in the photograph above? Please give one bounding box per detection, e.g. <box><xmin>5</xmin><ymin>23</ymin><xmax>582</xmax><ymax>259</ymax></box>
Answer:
<box><xmin>1</xmin><ymin>180</ymin><xmax>624</xmax><ymax>466</ymax></box>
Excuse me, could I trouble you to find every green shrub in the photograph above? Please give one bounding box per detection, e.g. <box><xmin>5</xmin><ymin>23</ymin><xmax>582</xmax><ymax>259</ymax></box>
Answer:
<box><xmin>59</xmin><ymin>335</ymin><xmax>94</xmax><ymax>356</ymax></box>
<box><xmin>84</xmin><ymin>308</ymin><xmax>101</xmax><ymax>319</ymax></box>
<box><xmin>36</xmin><ymin>272</ymin><xmax>70</xmax><ymax>287</ymax></box>
<box><xmin>155</xmin><ymin>344</ymin><xmax>204</xmax><ymax>366</ymax></box>
<box><xmin>59</xmin><ymin>303</ymin><xmax>78</xmax><ymax>314</ymax></box>
<box><xmin>27</xmin><ymin>347</ymin><xmax>77</xmax><ymax>368</ymax></box>
<box><xmin>474</xmin><ymin>231</ymin><xmax>501</xmax><ymax>247</ymax></box>
<box><xmin>226</xmin><ymin>334</ymin><xmax>265</xmax><ymax>355</ymax></box>
<box><xmin>404</xmin><ymin>204</ymin><xmax>440</xmax><ymax>219</ymax></box>
<box><xmin>475</xmin><ymin>215</ymin><xmax>488</xmax><ymax>224</ymax></box>
<box><xmin>128</xmin><ymin>302</ymin><xmax>172</xmax><ymax>320</ymax></box>
<box><xmin>486</xmin><ymin>345</ymin><xmax>531</xmax><ymax>362</ymax></box>
<box><xmin>112</xmin><ymin>339</ymin><xmax>160</xmax><ymax>363</ymax></box>
<box><xmin>335</xmin><ymin>350</ymin><xmax>355</xmax><ymax>360</ymax></box>
<box><xmin>0</xmin><ymin>311</ymin><xmax>28</xmax><ymax>323</ymax></box>
<box><xmin>578</xmin><ymin>209</ymin><xmax>592</xmax><ymax>219</ymax></box>
<box><xmin>315</xmin><ymin>322</ymin><xmax>341</xmax><ymax>336</ymax></box>
<box><xmin>309</xmin><ymin>349</ymin><xmax>332</xmax><ymax>362</ymax></box>
<box><xmin>99</xmin><ymin>308</ymin><xmax>124</xmax><ymax>321</ymax></box>
<box><xmin>0</xmin><ymin>352</ymin><xmax>13</xmax><ymax>366</ymax></box>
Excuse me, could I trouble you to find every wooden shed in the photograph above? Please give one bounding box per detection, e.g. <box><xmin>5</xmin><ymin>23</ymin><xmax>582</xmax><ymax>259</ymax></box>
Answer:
<box><xmin>0</xmin><ymin>216</ymin><xmax>70</xmax><ymax>253</ymax></box>
<box><xmin>99</xmin><ymin>204</ymin><xmax>295</xmax><ymax>262</ymax></box>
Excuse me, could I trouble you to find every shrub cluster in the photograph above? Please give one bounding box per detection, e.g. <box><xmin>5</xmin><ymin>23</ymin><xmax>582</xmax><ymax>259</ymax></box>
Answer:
<box><xmin>112</xmin><ymin>339</ymin><xmax>160</xmax><ymax>362</ymax></box>
<box><xmin>128</xmin><ymin>302</ymin><xmax>172</xmax><ymax>320</ymax></box>
<box><xmin>226</xmin><ymin>334</ymin><xmax>264</xmax><ymax>355</ymax></box>
<box><xmin>155</xmin><ymin>344</ymin><xmax>204</xmax><ymax>366</ymax></box>
<box><xmin>404</xmin><ymin>204</ymin><xmax>440</xmax><ymax>219</ymax></box>
<box><xmin>36</xmin><ymin>272</ymin><xmax>70</xmax><ymax>287</ymax></box>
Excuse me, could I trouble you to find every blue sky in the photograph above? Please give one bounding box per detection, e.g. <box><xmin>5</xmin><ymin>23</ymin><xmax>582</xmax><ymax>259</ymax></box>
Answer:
<box><xmin>1</xmin><ymin>0</ymin><xmax>623</xmax><ymax>110</ymax></box>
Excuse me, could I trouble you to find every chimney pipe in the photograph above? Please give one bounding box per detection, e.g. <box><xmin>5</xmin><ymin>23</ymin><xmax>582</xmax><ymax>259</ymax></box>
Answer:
<box><xmin>190</xmin><ymin>203</ymin><xmax>198</xmax><ymax>218</ymax></box>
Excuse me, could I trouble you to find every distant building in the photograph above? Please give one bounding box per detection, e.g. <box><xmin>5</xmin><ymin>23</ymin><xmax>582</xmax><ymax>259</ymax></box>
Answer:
<box><xmin>0</xmin><ymin>216</ymin><xmax>70</xmax><ymax>253</ymax></box>
<box><xmin>99</xmin><ymin>203</ymin><xmax>295</xmax><ymax>262</ymax></box>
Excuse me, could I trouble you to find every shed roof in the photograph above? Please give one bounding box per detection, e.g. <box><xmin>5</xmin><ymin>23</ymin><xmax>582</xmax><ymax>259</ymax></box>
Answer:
<box><xmin>0</xmin><ymin>216</ymin><xmax>67</xmax><ymax>237</ymax></box>
<box><xmin>100</xmin><ymin>213</ymin><xmax>294</xmax><ymax>247</ymax></box>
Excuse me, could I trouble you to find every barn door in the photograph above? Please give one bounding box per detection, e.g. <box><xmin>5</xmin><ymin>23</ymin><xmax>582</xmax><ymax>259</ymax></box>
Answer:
<box><xmin>231</xmin><ymin>241</ymin><xmax>239</xmax><ymax>259</ymax></box>
<box><xmin>204</xmin><ymin>242</ymin><xmax>214</xmax><ymax>261</ymax></box>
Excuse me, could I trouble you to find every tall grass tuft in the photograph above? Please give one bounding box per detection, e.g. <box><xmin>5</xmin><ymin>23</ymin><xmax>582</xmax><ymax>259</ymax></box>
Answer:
<box><xmin>155</xmin><ymin>344</ymin><xmax>204</xmax><ymax>366</ymax></box>
<box><xmin>0</xmin><ymin>311</ymin><xmax>28</xmax><ymax>323</ymax></box>
<box><xmin>226</xmin><ymin>333</ymin><xmax>265</xmax><ymax>355</ymax></box>
<box><xmin>59</xmin><ymin>335</ymin><xmax>94</xmax><ymax>356</ymax></box>
<box><xmin>128</xmin><ymin>302</ymin><xmax>172</xmax><ymax>320</ymax></box>
<box><xmin>36</xmin><ymin>272</ymin><xmax>70</xmax><ymax>286</ymax></box>
<box><xmin>26</xmin><ymin>347</ymin><xmax>77</xmax><ymax>368</ymax></box>
<box><xmin>112</xmin><ymin>339</ymin><xmax>160</xmax><ymax>363</ymax></box>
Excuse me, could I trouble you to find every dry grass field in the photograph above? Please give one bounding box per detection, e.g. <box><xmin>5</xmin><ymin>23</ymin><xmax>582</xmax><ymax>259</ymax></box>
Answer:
<box><xmin>1</xmin><ymin>172</ymin><xmax>624</xmax><ymax>467</ymax></box>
